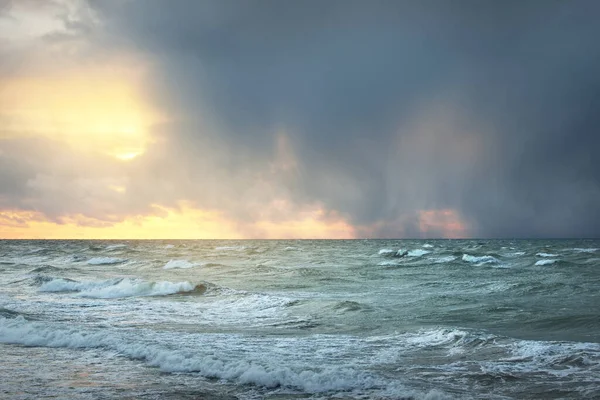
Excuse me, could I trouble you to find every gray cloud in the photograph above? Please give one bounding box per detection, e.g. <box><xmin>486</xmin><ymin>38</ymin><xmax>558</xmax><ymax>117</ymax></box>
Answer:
<box><xmin>3</xmin><ymin>0</ymin><xmax>600</xmax><ymax>237</ymax></box>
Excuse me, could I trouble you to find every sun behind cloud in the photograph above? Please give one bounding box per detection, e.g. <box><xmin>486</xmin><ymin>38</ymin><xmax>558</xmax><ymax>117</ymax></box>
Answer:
<box><xmin>0</xmin><ymin>65</ymin><xmax>159</xmax><ymax>161</ymax></box>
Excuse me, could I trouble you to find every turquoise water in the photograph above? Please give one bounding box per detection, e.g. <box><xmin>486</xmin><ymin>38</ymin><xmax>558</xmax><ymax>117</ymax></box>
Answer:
<box><xmin>1</xmin><ymin>239</ymin><xmax>599</xmax><ymax>399</ymax></box>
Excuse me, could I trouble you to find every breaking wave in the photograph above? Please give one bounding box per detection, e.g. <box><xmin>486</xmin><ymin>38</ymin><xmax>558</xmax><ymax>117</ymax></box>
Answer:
<box><xmin>38</xmin><ymin>278</ymin><xmax>202</xmax><ymax>298</ymax></box>
<box><xmin>462</xmin><ymin>254</ymin><xmax>500</xmax><ymax>265</ymax></box>
<box><xmin>0</xmin><ymin>317</ymin><xmax>385</xmax><ymax>394</ymax></box>
<box><xmin>572</xmin><ymin>248</ymin><xmax>598</xmax><ymax>253</ymax></box>
<box><xmin>536</xmin><ymin>252</ymin><xmax>558</xmax><ymax>258</ymax></box>
<box><xmin>407</xmin><ymin>249</ymin><xmax>431</xmax><ymax>257</ymax></box>
<box><xmin>535</xmin><ymin>259</ymin><xmax>558</xmax><ymax>266</ymax></box>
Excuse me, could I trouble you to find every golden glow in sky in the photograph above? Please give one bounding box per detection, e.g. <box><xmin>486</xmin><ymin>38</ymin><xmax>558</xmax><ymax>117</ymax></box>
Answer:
<box><xmin>0</xmin><ymin>70</ymin><xmax>158</xmax><ymax>161</ymax></box>
<box><xmin>0</xmin><ymin>203</ymin><xmax>358</xmax><ymax>240</ymax></box>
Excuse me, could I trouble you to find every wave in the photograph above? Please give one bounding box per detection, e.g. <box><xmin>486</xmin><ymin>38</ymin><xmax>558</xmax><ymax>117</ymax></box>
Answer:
<box><xmin>505</xmin><ymin>251</ymin><xmax>526</xmax><ymax>257</ymax></box>
<box><xmin>378</xmin><ymin>249</ymin><xmax>395</xmax><ymax>256</ymax></box>
<box><xmin>215</xmin><ymin>246</ymin><xmax>246</xmax><ymax>251</ymax></box>
<box><xmin>105</xmin><ymin>244</ymin><xmax>128</xmax><ymax>251</ymax></box>
<box><xmin>38</xmin><ymin>278</ymin><xmax>202</xmax><ymax>298</ymax></box>
<box><xmin>378</xmin><ymin>249</ymin><xmax>411</xmax><ymax>258</ymax></box>
<box><xmin>429</xmin><ymin>256</ymin><xmax>457</xmax><ymax>264</ymax></box>
<box><xmin>163</xmin><ymin>259</ymin><xmax>198</xmax><ymax>269</ymax></box>
<box><xmin>462</xmin><ymin>254</ymin><xmax>500</xmax><ymax>265</ymax></box>
<box><xmin>331</xmin><ymin>300</ymin><xmax>370</xmax><ymax>313</ymax></box>
<box><xmin>572</xmin><ymin>248</ymin><xmax>598</xmax><ymax>253</ymax></box>
<box><xmin>536</xmin><ymin>252</ymin><xmax>558</xmax><ymax>258</ymax></box>
<box><xmin>422</xmin><ymin>244</ymin><xmax>434</xmax><ymax>248</ymax></box>
<box><xmin>407</xmin><ymin>249</ymin><xmax>431</xmax><ymax>257</ymax></box>
<box><xmin>535</xmin><ymin>259</ymin><xmax>557</xmax><ymax>266</ymax></box>
<box><xmin>0</xmin><ymin>308</ymin><xmax>23</xmax><ymax>319</ymax></box>
<box><xmin>378</xmin><ymin>260</ymin><xmax>400</xmax><ymax>266</ymax></box>
<box><xmin>0</xmin><ymin>317</ymin><xmax>385</xmax><ymax>394</ymax></box>
<box><xmin>28</xmin><ymin>265</ymin><xmax>63</xmax><ymax>274</ymax></box>
<box><xmin>86</xmin><ymin>257</ymin><xmax>127</xmax><ymax>265</ymax></box>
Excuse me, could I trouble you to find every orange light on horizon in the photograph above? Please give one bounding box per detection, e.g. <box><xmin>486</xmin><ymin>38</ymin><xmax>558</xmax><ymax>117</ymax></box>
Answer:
<box><xmin>418</xmin><ymin>208</ymin><xmax>469</xmax><ymax>238</ymax></box>
<box><xmin>0</xmin><ymin>203</ymin><xmax>357</xmax><ymax>240</ymax></box>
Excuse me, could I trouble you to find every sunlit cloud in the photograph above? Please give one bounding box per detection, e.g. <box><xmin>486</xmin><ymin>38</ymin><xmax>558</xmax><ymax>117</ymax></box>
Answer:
<box><xmin>0</xmin><ymin>68</ymin><xmax>160</xmax><ymax>161</ymax></box>
<box><xmin>418</xmin><ymin>209</ymin><xmax>469</xmax><ymax>239</ymax></box>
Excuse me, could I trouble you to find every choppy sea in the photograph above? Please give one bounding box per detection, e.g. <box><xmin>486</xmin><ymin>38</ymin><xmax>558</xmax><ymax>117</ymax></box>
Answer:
<box><xmin>1</xmin><ymin>239</ymin><xmax>599</xmax><ymax>399</ymax></box>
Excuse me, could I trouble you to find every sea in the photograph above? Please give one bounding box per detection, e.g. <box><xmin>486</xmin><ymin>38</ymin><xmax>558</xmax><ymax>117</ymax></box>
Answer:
<box><xmin>0</xmin><ymin>239</ymin><xmax>599</xmax><ymax>399</ymax></box>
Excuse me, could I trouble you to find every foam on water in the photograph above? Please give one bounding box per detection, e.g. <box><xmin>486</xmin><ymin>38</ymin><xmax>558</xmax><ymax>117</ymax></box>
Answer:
<box><xmin>0</xmin><ymin>317</ymin><xmax>391</xmax><ymax>395</ymax></box>
<box><xmin>535</xmin><ymin>259</ymin><xmax>557</xmax><ymax>266</ymax></box>
<box><xmin>461</xmin><ymin>254</ymin><xmax>500</xmax><ymax>265</ymax></box>
<box><xmin>407</xmin><ymin>249</ymin><xmax>431</xmax><ymax>257</ymax></box>
<box><xmin>39</xmin><ymin>278</ymin><xmax>198</xmax><ymax>298</ymax></box>
<box><xmin>572</xmin><ymin>248</ymin><xmax>598</xmax><ymax>253</ymax></box>
<box><xmin>536</xmin><ymin>252</ymin><xmax>558</xmax><ymax>258</ymax></box>
<box><xmin>378</xmin><ymin>249</ymin><xmax>394</xmax><ymax>256</ymax></box>
<box><xmin>163</xmin><ymin>259</ymin><xmax>198</xmax><ymax>269</ymax></box>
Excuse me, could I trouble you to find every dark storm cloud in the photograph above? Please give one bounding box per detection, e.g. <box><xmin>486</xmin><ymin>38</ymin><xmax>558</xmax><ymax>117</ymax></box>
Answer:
<box><xmin>37</xmin><ymin>1</ymin><xmax>600</xmax><ymax>236</ymax></box>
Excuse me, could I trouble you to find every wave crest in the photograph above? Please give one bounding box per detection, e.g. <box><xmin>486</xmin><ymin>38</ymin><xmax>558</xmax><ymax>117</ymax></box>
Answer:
<box><xmin>39</xmin><ymin>278</ymin><xmax>201</xmax><ymax>298</ymax></box>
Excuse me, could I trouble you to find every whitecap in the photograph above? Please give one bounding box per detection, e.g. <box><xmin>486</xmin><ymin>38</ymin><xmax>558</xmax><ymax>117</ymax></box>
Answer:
<box><xmin>535</xmin><ymin>259</ymin><xmax>557</xmax><ymax>266</ymax></box>
<box><xmin>572</xmin><ymin>248</ymin><xmax>598</xmax><ymax>253</ymax></box>
<box><xmin>39</xmin><ymin>278</ymin><xmax>197</xmax><ymax>298</ymax></box>
<box><xmin>378</xmin><ymin>249</ymin><xmax>395</xmax><ymax>256</ymax></box>
<box><xmin>422</xmin><ymin>244</ymin><xmax>434</xmax><ymax>248</ymax></box>
<box><xmin>86</xmin><ymin>257</ymin><xmax>126</xmax><ymax>265</ymax></box>
<box><xmin>407</xmin><ymin>249</ymin><xmax>431</xmax><ymax>257</ymax></box>
<box><xmin>0</xmin><ymin>317</ymin><xmax>386</xmax><ymax>394</ymax></box>
<box><xmin>536</xmin><ymin>252</ymin><xmax>558</xmax><ymax>258</ymax></box>
<box><xmin>462</xmin><ymin>254</ymin><xmax>500</xmax><ymax>264</ymax></box>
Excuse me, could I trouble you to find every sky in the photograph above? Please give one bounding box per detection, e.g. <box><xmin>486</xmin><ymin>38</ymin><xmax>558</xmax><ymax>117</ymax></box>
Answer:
<box><xmin>1</xmin><ymin>0</ymin><xmax>599</xmax><ymax>239</ymax></box>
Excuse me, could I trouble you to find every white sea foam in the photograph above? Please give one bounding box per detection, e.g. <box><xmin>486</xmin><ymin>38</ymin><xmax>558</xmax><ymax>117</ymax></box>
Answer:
<box><xmin>536</xmin><ymin>252</ymin><xmax>558</xmax><ymax>258</ymax></box>
<box><xmin>407</xmin><ymin>249</ymin><xmax>431</xmax><ymax>257</ymax></box>
<box><xmin>505</xmin><ymin>251</ymin><xmax>526</xmax><ymax>257</ymax></box>
<box><xmin>572</xmin><ymin>248</ymin><xmax>598</xmax><ymax>253</ymax></box>
<box><xmin>0</xmin><ymin>317</ymin><xmax>387</xmax><ymax>394</ymax></box>
<box><xmin>39</xmin><ymin>278</ymin><xmax>196</xmax><ymax>298</ymax></box>
<box><xmin>535</xmin><ymin>259</ymin><xmax>557</xmax><ymax>266</ymax></box>
<box><xmin>163</xmin><ymin>259</ymin><xmax>198</xmax><ymax>269</ymax></box>
<box><xmin>422</xmin><ymin>244</ymin><xmax>434</xmax><ymax>248</ymax></box>
<box><xmin>378</xmin><ymin>260</ymin><xmax>400</xmax><ymax>266</ymax></box>
<box><xmin>462</xmin><ymin>254</ymin><xmax>500</xmax><ymax>265</ymax></box>
<box><xmin>86</xmin><ymin>257</ymin><xmax>126</xmax><ymax>265</ymax></box>
<box><xmin>378</xmin><ymin>249</ymin><xmax>395</xmax><ymax>256</ymax></box>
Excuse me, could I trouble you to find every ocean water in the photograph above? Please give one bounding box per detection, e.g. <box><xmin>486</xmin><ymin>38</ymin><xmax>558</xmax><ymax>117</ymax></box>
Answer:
<box><xmin>1</xmin><ymin>239</ymin><xmax>599</xmax><ymax>399</ymax></box>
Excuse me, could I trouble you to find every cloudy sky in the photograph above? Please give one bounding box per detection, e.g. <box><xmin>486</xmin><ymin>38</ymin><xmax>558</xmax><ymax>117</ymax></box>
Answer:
<box><xmin>1</xmin><ymin>0</ymin><xmax>599</xmax><ymax>239</ymax></box>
